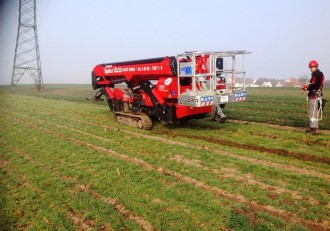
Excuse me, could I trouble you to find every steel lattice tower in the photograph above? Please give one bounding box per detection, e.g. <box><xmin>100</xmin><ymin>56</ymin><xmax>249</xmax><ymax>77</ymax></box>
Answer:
<box><xmin>11</xmin><ymin>0</ymin><xmax>43</xmax><ymax>91</ymax></box>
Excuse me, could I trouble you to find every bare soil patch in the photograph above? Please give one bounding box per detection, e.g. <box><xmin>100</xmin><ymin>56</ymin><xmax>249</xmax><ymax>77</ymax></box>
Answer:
<box><xmin>68</xmin><ymin>207</ymin><xmax>95</xmax><ymax>231</ymax></box>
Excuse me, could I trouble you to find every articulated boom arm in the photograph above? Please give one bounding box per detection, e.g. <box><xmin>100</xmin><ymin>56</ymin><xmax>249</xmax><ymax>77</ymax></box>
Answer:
<box><xmin>92</xmin><ymin>56</ymin><xmax>177</xmax><ymax>89</ymax></box>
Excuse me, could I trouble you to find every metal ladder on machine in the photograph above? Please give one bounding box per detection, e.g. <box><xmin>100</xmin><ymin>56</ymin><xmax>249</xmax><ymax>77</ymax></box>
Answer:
<box><xmin>176</xmin><ymin>50</ymin><xmax>250</xmax><ymax>107</ymax></box>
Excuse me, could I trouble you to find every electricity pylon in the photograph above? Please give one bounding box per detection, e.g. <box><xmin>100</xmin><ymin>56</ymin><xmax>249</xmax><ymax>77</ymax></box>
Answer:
<box><xmin>11</xmin><ymin>0</ymin><xmax>43</xmax><ymax>92</ymax></box>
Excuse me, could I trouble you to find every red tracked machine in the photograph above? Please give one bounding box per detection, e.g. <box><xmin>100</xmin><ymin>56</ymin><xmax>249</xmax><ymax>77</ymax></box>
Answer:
<box><xmin>91</xmin><ymin>51</ymin><xmax>250</xmax><ymax>129</ymax></box>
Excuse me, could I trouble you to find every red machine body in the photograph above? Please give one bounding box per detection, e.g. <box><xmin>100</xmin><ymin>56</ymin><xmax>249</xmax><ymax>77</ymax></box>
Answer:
<box><xmin>91</xmin><ymin>51</ymin><xmax>249</xmax><ymax>129</ymax></box>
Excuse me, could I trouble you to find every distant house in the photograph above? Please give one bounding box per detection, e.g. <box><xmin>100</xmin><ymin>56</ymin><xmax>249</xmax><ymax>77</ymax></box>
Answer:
<box><xmin>274</xmin><ymin>81</ymin><xmax>284</xmax><ymax>87</ymax></box>
<box><xmin>234</xmin><ymin>83</ymin><xmax>243</xmax><ymax>89</ymax></box>
<box><xmin>241</xmin><ymin>77</ymin><xmax>308</xmax><ymax>88</ymax></box>
<box><xmin>285</xmin><ymin>78</ymin><xmax>302</xmax><ymax>87</ymax></box>
<box><xmin>232</xmin><ymin>77</ymin><xmax>256</xmax><ymax>87</ymax></box>
<box><xmin>255</xmin><ymin>78</ymin><xmax>277</xmax><ymax>87</ymax></box>
<box><xmin>261</xmin><ymin>82</ymin><xmax>272</xmax><ymax>87</ymax></box>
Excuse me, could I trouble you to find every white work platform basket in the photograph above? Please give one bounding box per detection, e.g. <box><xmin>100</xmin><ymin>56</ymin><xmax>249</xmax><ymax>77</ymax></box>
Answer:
<box><xmin>177</xmin><ymin>50</ymin><xmax>250</xmax><ymax>107</ymax></box>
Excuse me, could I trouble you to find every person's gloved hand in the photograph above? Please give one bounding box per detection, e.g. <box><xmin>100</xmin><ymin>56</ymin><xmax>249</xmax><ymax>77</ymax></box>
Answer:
<box><xmin>301</xmin><ymin>85</ymin><xmax>308</xmax><ymax>91</ymax></box>
<box><xmin>301</xmin><ymin>85</ymin><xmax>308</xmax><ymax>94</ymax></box>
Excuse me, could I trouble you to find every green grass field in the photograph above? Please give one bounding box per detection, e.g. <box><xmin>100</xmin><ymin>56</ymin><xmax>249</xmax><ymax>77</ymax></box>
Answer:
<box><xmin>1</xmin><ymin>85</ymin><xmax>329</xmax><ymax>230</ymax></box>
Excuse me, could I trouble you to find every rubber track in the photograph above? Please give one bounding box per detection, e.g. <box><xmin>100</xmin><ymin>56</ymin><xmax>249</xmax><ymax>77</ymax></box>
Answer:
<box><xmin>115</xmin><ymin>112</ymin><xmax>153</xmax><ymax>130</ymax></box>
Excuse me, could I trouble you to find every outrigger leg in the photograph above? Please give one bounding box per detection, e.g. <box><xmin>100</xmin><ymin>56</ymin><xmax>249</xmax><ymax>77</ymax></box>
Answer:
<box><xmin>86</xmin><ymin>88</ymin><xmax>104</xmax><ymax>101</ymax></box>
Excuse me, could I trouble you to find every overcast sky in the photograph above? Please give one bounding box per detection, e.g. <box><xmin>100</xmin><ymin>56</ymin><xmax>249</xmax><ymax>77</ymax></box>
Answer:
<box><xmin>1</xmin><ymin>0</ymin><xmax>330</xmax><ymax>85</ymax></box>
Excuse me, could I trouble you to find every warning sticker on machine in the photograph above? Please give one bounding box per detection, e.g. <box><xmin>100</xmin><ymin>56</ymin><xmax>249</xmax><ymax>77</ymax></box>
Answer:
<box><xmin>234</xmin><ymin>91</ymin><xmax>246</xmax><ymax>101</ymax></box>
<box><xmin>178</xmin><ymin>97</ymin><xmax>199</xmax><ymax>106</ymax></box>
<box><xmin>104</xmin><ymin>65</ymin><xmax>164</xmax><ymax>74</ymax></box>
<box><xmin>235</xmin><ymin>92</ymin><xmax>246</xmax><ymax>98</ymax></box>
<box><xmin>200</xmin><ymin>96</ymin><xmax>214</xmax><ymax>102</ymax></box>
<box><xmin>220</xmin><ymin>95</ymin><xmax>229</xmax><ymax>103</ymax></box>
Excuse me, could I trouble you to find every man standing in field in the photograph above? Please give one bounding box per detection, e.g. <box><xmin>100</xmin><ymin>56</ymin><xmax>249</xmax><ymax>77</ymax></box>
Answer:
<box><xmin>302</xmin><ymin>60</ymin><xmax>325</xmax><ymax>135</ymax></box>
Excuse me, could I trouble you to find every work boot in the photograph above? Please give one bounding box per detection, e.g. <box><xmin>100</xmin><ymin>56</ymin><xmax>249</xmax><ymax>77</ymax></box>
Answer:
<box><xmin>306</xmin><ymin>128</ymin><xmax>318</xmax><ymax>135</ymax></box>
<box><xmin>220</xmin><ymin>116</ymin><xmax>227</xmax><ymax>123</ymax></box>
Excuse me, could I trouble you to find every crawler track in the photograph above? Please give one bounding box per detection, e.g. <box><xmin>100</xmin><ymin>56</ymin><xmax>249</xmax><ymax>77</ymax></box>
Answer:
<box><xmin>115</xmin><ymin>112</ymin><xmax>153</xmax><ymax>130</ymax></box>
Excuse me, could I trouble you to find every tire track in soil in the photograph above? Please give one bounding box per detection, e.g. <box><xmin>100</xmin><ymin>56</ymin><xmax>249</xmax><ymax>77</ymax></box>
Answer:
<box><xmin>184</xmin><ymin>120</ymin><xmax>330</xmax><ymax>147</ymax></box>
<box><xmin>0</xmin><ymin>139</ymin><xmax>155</xmax><ymax>231</ymax></box>
<box><xmin>229</xmin><ymin>119</ymin><xmax>330</xmax><ymax>135</ymax></box>
<box><xmin>0</xmin><ymin>161</ymin><xmax>44</xmax><ymax>230</ymax></box>
<box><xmin>4</xmin><ymin>99</ymin><xmax>328</xmax><ymax>147</ymax></box>
<box><xmin>4</xmin><ymin>109</ymin><xmax>330</xmax><ymax>182</ymax></box>
<box><xmin>0</xmin><ymin>153</ymin><xmax>95</xmax><ymax>231</ymax></box>
<box><xmin>248</xmin><ymin>131</ymin><xmax>329</xmax><ymax>147</ymax></box>
<box><xmin>68</xmin><ymin>207</ymin><xmax>96</xmax><ymax>231</ymax></box>
<box><xmin>4</xmin><ymin>115</ymin><xmax>329</xmax><ymax>231</ymax></box>
<box><xmin>171</xmin><ymin>155</ymin><xmax>320</xmax><ymax>205</ymax></box>
<box><xmin>5</xmin><ymin>111</ymin><xmax>321</xmax><ymax>205</ymax></box>
<box><xmin>156</xmin><ymin>132</ymin><xmax>330</xmax><ymax>165</ymax></box>
<box><xmin>58</xmin><ymin>115</ymin><xmax>330</xmax><ymax>181</ymax></box>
